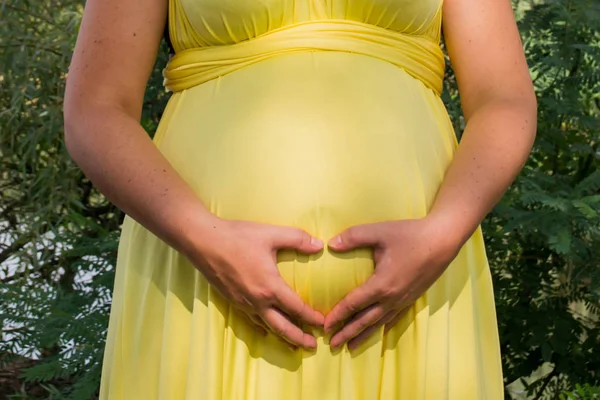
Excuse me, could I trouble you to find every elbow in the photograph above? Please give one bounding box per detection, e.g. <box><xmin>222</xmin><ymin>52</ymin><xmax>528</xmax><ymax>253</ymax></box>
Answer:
<box><xmin>63</xmin><ymin>97</ymin><xmax>84</xmax><ymax>162</ymax></box>
<box><xmin>501</xmin><ymin>87</ymin><xmax>538</xmax><ymax>126</ymax></box>
<box><xmin>521</xmin><ymin>85</ymin><xmax>538</xmax><ymax>123</ymax></box>
<box><xmin>63</xmin><ymin>80</ymin><xmax>100</xmax><ymax>161</ymax></box>
<box><xmin>63</xmin><ymin>97</ymin><xmax>76</xmax><ymax>140</ymax></box>
<box><xmin>523</xmin><ymin>89</ymin><xmax>538</xmax><ymax>143</ymax></box>
<box><xmin>63</xmin><ymin>90</ymin><xmax>100</xmax><ymax>165</ymax></box>
<box><xmin>63</xmin><ymin>91</ymin><xmax>102</xmax><ymax>163</ymax></box>
<box><xmin>478</xmin><ymin>89</ymin><xmax>539</xmax><ymax>139</ymax></box>
<box><xmin>509</xmin><ymin>92</ymin><xmax>538</xmax><ymax>150</ymax></box>
<box><xmin>465</xmin><ymin>79</ymin><xmax>539</xmax><ymax>139</ymax></box>
<box><xmin>511</xmin><ymin>80</ymin><xmax>538</xmax><ymax>138</ymax></box>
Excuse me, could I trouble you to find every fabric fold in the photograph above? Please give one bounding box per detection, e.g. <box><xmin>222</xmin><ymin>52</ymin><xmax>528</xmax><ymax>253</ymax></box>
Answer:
<box><xmin>163</xmin><ymin>19</ymin><xmax>445</xmax><ymax>96</ymax></box>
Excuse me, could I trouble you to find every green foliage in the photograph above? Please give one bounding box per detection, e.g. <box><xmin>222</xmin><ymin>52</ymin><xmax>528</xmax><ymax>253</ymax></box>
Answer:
<box><xmin>0</xmin><ymin>0</ymin><xmax>170</xmax><ymax>398</ymax></box>
<box><xmin>476</xmin><ymin>0</ymin><xmax>600</xmax><ymax>397</ymax></box>
<box><xmin>0</xmin><ymin>0</ymin><xmax>598</xmax><ymax>399</ymax></box>
<box><xmin>559</xmin><ymin>384</ymin><xmax>600</xmax><ymax>399</ymax></box>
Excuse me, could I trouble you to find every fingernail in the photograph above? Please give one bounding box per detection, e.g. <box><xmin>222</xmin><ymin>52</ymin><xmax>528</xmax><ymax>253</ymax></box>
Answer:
<box><xmin>310</xmin><ymin>237</ymin><xmax>323</xmax><ymax>247</ymax></box>
<box><xmin>328</xmin><ymin>236</ymin><xmax>342</xmax><ymax>247</ymax></box>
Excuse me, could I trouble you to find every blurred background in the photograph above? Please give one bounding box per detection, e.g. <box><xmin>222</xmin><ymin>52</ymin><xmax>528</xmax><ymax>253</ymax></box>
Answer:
<box><xmin>0</xmin><ymin>0</ymin><xmax>599</xmax><ymax>399</ymax></box>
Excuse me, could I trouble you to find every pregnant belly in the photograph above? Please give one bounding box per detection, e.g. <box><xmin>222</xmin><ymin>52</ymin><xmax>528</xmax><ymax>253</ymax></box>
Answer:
<box><xmin>154</xmin><ymin>51</ymin><xmax>457</xmax><ymax>314</ymax></box>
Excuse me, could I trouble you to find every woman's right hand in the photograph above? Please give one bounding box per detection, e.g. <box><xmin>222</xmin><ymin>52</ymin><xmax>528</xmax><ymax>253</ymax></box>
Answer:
<box><xmin>183</xmin><ymin>217</ymin><xmax>325</xmax><ymax>350</ymax></box>
<box><xmin>61</xmin><ymin>0</ymin><xmax>323</xmax><ymax>350</ymax></box>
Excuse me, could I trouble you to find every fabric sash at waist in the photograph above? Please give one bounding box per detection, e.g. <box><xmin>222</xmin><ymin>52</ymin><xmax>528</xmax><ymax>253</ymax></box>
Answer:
<box><xmin>163</xmin><ymin>20</ymin><xmax>445</xmax><ymax>96</ymax></box>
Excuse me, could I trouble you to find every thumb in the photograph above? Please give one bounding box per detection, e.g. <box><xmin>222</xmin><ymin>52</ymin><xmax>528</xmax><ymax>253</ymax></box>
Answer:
<box><xmin>328</xmin><ymin>223</ymin><xmax>382</xmax><ymax>251</ymax></box>
<box><xmin>270</xmin><ymin>226</ymin><xmax>324</xmax><ymax>253</ymax></box>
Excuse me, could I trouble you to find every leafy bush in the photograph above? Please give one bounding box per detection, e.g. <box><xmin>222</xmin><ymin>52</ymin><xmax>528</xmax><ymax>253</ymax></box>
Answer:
<box><xmin>560</xmin><ymin>384</ymin><xmax>600</xmax><ymax>400</ymax></box>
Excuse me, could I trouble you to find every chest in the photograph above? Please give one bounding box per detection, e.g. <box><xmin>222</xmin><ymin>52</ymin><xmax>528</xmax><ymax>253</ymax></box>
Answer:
<box><xmin>174</xmin><ymin>0</ymin><xmax>443</xmax><ymax>45</ymax></box>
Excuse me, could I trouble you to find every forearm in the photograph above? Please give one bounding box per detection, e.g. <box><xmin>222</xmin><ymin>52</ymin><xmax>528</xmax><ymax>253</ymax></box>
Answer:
<box><xmin>64</xmin><ymin>104</ymin><xmax>218</xmax><ymax>257</ymax></box>
<box><xmin>427</xmin><ymin>98</ymin><xmax>537</xmax><ymax>248</ymax></box>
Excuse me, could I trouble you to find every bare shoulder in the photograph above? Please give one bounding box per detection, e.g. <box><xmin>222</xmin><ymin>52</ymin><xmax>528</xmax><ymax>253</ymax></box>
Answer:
<box><xmin>64</xmin><ymin>0</ymin><xmax>168</xmax><ymax>118</ymax></box>
<box><xmin>441</xmin><ymin>0</ymin><xmax>536</xmax><ymax>117</ymax></box>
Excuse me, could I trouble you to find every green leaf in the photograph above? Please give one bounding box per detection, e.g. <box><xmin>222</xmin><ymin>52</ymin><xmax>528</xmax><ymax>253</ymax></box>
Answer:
<box><xmin>542</xmin><ymin>342</ymin><xmax>553</xmax><ymax>362</ymax></box>
<box><xmin>548</xmin><ymin>227</ymin><xmax>573</xmax><ymax>254</ymax></box>
<box><xmin>573</xmin><ymin>200</ymin><xmax>598</xmax><ymax>218</ymax></box>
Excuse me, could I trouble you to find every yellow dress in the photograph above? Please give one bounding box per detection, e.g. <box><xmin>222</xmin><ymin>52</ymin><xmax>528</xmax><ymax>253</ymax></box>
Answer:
<box><xmin>99</xmin><ymin>0</ymin><xmax>504</xmax><ymax>398</ymax></box>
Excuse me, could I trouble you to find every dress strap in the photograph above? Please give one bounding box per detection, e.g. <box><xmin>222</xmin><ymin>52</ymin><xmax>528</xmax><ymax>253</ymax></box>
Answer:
<box><xmin>163</xmin><ymin>18</ymin><xmax>175</xmax><ymax>56</ymax></box>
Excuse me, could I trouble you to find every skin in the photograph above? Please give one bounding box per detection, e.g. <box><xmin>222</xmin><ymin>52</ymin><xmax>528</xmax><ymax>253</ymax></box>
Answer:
<box><xmin>63</xmin><ymin>0</ymin><xmax>536</xmax><ymax>352</ymax></box>
<box><xmin>324</xmin><ymin>0</ymin><xmax>538</xmax><ymax>350</ymax></box>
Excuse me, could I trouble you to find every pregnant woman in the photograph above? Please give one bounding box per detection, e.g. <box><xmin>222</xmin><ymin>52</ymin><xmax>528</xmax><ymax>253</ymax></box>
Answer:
<box><xmin>63</xmin><ymin>0</ymin><xmax>537</xmax><ymax>398</ymax></box>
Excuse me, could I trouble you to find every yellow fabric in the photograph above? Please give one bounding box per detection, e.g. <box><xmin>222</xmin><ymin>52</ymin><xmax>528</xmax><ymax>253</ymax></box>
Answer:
<box><xmin>100</xmin><ymin>0</ymin><xmax>504</xmax><ymax>399</ymax></box>
<box><xmin>163</xmin><ymin>20</ymin><xmax>445</xmax><ymax>95</ymax></box>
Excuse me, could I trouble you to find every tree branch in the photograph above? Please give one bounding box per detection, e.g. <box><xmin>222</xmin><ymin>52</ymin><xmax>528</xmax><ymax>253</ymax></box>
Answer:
<box><xmin>533</xmin><ymin>369</ymin><xmax>558</xmax><ymax>400</ymax></box>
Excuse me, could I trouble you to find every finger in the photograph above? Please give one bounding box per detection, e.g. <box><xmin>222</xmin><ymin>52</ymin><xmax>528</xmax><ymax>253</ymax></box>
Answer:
<box><xmin>252</xmin><ymin>312</ymin><xmax>297</xmax><ymax>350</ymax></box>
<box><xmin>261</xmin><ymin>307</ymin><xmax>318</xmax><ymax>350</ymax></box>
<box><xmin>348</xmin><ymin>310</ymin><xmax>397</xmax><ymax>351</ymax></box>
<box><xmin>274</xmin><ymin>282</ymin><xmax>325</xmax><ymax>327</ymax></box>
<box><xmin>249</xmin><ymin>314</ymin><xmax>268</xmax><ymax>328</ymax></box>
<box><xmin>328</xmin><ymin>223</ymin><xmax>383</xmax><ymax>252</ymax></box>
<box><xmin>384</xmin><ymin>307</ymin><xmax>409</xmax><ymax>334</ymax></box>
<box><xmin>275</xmin><ymin>337</ymin><xmax>298</xmax><ymax>351</ymax></box>
<box><xmin>269</xmin><ymin>226</ymin><xmax>323</xmax><ymax>253</ymax></box>
<box><xmin>329</xmin><ymin>303</ymin><xmax>387</xmax><ymax>349</ymax></box>
<box><xmin>248</xmin><ymin>315</ymin><xmax>269</xmax><ymax>336</ymax></box>
<box><xmin>237</xmin><ymin>311</ymin><xmax>268</xmax><ymax>336</ymax></box>
<box><xmin>324</xmin><ymin>275</ymin><xmax>382</xmax><ymax>333</ymax></box>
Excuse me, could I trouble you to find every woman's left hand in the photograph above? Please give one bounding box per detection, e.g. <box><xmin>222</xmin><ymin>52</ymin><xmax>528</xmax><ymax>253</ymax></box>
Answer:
<box><xmin>324</xmin><ymin>216</ymin><xmax>463</xmax><ymax>350</ymax></box>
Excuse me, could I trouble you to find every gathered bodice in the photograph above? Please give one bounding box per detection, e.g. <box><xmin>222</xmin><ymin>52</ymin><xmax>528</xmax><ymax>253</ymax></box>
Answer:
<box><xmin>169</xmin><ymin>0</ymin><xmax>443</xmax><ymax>49</ymax></box>
<box><xmin>164</xmin><ymin>0</ymin><xmax>446</xmax><ymax>95</ymax></box>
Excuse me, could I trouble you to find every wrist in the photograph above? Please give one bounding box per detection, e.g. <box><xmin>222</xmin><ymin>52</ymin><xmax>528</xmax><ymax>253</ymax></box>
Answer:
<box><xmin>175</xmin><ymin>208</ymin><xmax>225</xmax><ymax>260</ymax></box>
<box><xmin>421</xmin><ymin>211</ymin><xmax>474</xmax><ymax>257</ymax></box>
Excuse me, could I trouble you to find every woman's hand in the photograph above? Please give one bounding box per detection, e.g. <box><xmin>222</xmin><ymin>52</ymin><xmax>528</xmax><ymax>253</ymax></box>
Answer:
<box><xmin>323</xmin><ymin>216</ymin><xmax>463</xmax><ymax>350</ymax></box>
<box><xmin>184</xmin><ymin>217</ymin><xmax>325</xmax><ymax>350</ymax></box>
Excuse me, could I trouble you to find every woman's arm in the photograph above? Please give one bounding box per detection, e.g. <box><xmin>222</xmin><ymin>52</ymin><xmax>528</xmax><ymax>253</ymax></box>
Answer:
<box><xmin>428</xmin><ymin>0</ymin><xmax>538</xmax><ymax>248</ymax></box>
<box><xmin>63</xmin><ymin>0</ymin><xmax>214</xmax><ymax>254</ymax></box>
<box><xmin>323</xmin><ymin>0</ymin><xmax>537</xmax><ymax>348</ymax></box>
<box><xmin>64</xmin><ymin>0</ymin><xmax>325</xmax><ymax>349</ymax></box>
